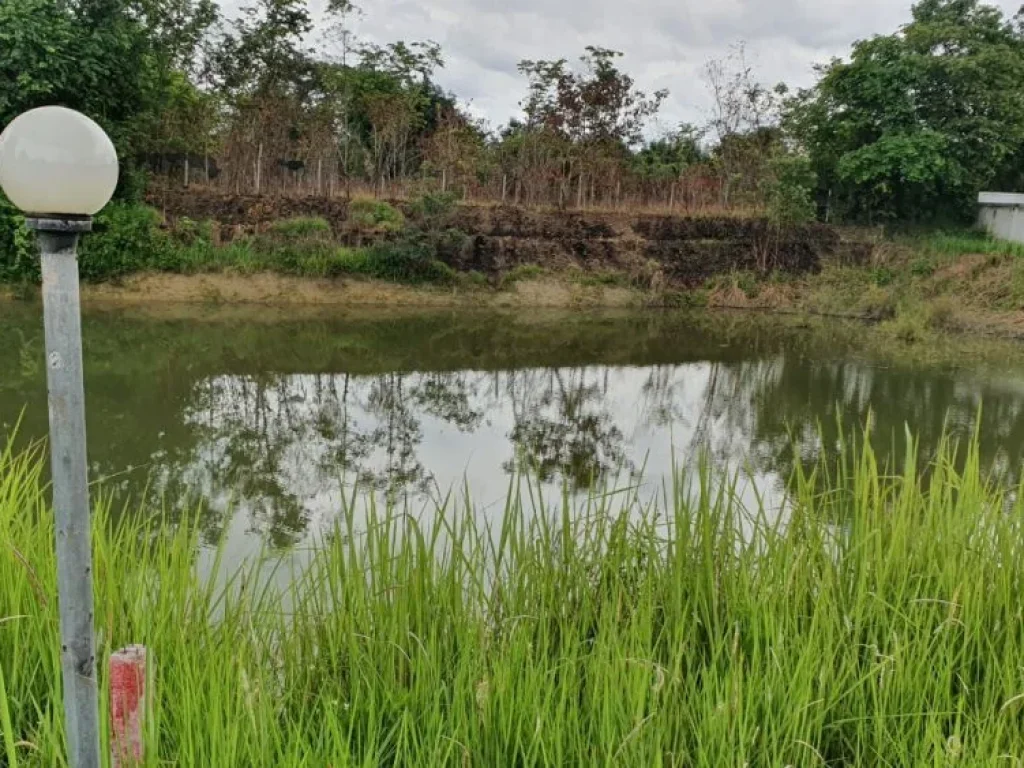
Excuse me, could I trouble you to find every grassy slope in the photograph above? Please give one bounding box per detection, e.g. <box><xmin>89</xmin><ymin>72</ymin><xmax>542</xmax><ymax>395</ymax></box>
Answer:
<box><xmin>3</xmin><ymin>433</ymin><xmax>1024</xmax><ymax>765</ymax></box>
<box><xmin>702</xmin><ymin>230</ymin><xmax>1024</xmax><ymax>342</ymax></box>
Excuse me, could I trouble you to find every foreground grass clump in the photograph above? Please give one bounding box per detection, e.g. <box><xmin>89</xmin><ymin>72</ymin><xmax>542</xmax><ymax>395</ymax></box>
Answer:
<box><xmin>3</xmin><ymin>435</ymin><xmax>1024</xmax><ymax>765</ymax></box>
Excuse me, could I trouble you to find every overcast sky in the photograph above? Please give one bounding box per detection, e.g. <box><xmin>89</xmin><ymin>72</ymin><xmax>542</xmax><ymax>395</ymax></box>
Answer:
<box><xmin>224</xmin><ymin>0</ymin><xmax>1024</xmax><ymax>135</ymax></box>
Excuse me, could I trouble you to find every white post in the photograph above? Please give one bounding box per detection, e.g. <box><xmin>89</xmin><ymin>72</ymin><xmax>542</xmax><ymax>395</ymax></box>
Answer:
<box><xmin>255</xmin><ymin>143</ymin><xmax>263</xmax><ymax>195</ymax></box>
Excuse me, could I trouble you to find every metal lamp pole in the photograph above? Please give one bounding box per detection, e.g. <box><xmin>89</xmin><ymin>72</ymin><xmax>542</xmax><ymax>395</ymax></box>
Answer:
<box><xmin>0</xmin><ymin>107</ymin><xmax>119</xmax><ymax>768</ymax></box>
<box><xmin>30</xmin><ymin>215</ymin><xmax>102</xmax><ymax>768</ymax></box>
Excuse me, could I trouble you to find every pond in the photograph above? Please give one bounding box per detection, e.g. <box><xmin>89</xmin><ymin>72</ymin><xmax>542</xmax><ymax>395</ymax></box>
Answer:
<box><xmin>3</xmin><ymin>302</ymin><xmax>1024</xmax><ymax>561</ymax></box>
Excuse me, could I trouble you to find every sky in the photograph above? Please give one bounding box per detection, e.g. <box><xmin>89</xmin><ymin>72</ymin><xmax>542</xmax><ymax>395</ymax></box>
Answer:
<box><xmin>222</xmin><ymin>0</ymin><xmax>1024</xmax><ymax>135</ymax></box>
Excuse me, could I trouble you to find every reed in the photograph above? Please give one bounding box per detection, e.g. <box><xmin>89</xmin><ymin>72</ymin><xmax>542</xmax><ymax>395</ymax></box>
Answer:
<box><xmin>2</xmin><ymin>432</ymin><xmax>1023</xmax><ymax>765</ymax></box>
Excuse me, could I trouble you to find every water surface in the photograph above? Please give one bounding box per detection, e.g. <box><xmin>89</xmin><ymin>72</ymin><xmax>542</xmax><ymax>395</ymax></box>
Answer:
<box><xmin>3</xmin><ymin>303</ymin><xmax>1024</xmax><ymax>562</ymax></box>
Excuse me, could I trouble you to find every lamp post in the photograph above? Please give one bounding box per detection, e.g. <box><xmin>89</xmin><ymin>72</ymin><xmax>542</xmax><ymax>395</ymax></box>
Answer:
<box><xmin>0</xmin><ymin>106</ymin><xmax>118</xmax><ymax>768</ymax></box>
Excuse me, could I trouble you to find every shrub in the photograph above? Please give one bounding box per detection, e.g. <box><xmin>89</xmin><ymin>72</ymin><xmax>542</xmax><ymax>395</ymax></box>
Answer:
<box><xmin>910</xmin><ymin>258</ymin><xmax>935</xmax><ymax>277</ymax></box>
<box><xmin>78</xmin><ymin>203</ymin><xmax>171</xmax><ymax>281</ymax></box>
<box><xmin>348</xmin><ymin>200</ymin><xmax>404</xmax><ymax>232</ymax></box>
<box><xmin>885</xmin><ymin>310</ymin><xmax>927</xmax><ymax>344</ymax></box>
<box><xmin>366</xmin><ymin>236</ymin><xmax>455</xmax><ymax>283</ymax></box>
<box><xmin>927</xmin><ymin>297</ymin><xmax>959</xmax><ymax>331</ymax></box>
<box><xmin>0</xmin><ymin>192</ymin><xmax>35</xmax><ymax>283</ymax></box>
<box><xmin>762</xmin><ymin>154</ymin><xmax>817</xmax><ymax>225</ymax></box>
<box><xmin>267</xmin><ymin>217</ymin><xmax>333</xmax><ymax>238</ymax></box>
<box><xmin>858</xmin><ymin>286</ymin><xmax>897</xmax><ymax>320</ymax></box>
<box><xmin>325</xmin><ymin>247</ymin><xmax>373</xmax><ymax>276</ymax></box>
<box><xmin>251</xmin><ymin>217</ymin><xmax>338</xmax><ymax>276</ymax></box>
<box><xmin>871</xmin><ymin>267</ymin><xmax>895</xmax><ymax>286</ymax></box>
<box><xmin>171</xmin><ymin>217</ymin><xmax>217</xmax><ymax>246</ymax></box>
<box><xmin>407</xmin><ymin>191</ymin><xmax>459</xmax><ymax>224</ymax></box>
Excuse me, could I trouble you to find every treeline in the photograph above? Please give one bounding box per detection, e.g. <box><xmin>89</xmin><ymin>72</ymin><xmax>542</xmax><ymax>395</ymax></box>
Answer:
<box><xmin>2</xmin><ymin>0</ymin><xmax>1024</xmax><ymax>225</ymax></box>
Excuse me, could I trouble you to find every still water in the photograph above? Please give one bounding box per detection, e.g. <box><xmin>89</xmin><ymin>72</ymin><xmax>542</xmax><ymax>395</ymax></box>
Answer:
<box><xmin>3</xmin><ymin>302</ymin><xmax>1024</xmax><ymax>560</ymax></box>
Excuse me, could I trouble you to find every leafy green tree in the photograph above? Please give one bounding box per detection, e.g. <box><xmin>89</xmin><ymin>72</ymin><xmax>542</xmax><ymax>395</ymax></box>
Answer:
<box><xmin>0</xmin><ymin>0</ymin><xmax>159</xmax><ymax>153</ymax></box>
<box><xmin>632</xmin><ymin>125</ymin><xmax>705</xmax><ymax>181</ymax></box>
<box><xmin>788</xmin><ymin>0</ymin><xmax>1024</xmax><ymax>222</ymax></box>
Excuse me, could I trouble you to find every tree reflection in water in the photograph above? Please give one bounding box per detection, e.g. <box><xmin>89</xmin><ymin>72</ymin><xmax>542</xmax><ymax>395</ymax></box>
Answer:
<box><xmin>4</xmin><ymin>305</ymin><xmax>1024</xmax><ymax>548</ymax></box>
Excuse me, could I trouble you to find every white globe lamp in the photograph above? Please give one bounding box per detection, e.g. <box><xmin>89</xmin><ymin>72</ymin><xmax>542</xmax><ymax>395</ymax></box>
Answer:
<box><xmin>0</xmin><ymin>105</ymin><xmax>118</xmax><ymax>768</ymax></box>
<box><xmin>0</xmin><ymin>106</ymin><xmax>118</xmax><ymax>217</ymax></box>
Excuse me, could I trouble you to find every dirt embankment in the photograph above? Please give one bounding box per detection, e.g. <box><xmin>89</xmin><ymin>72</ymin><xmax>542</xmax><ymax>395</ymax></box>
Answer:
<box><xmin>146</xmin><ymin>189</ymin><xmax>867</xmax><ymax>284</ymax></box>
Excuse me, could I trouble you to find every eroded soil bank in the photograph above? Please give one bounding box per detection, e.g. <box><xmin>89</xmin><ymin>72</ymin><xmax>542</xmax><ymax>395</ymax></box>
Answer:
<box><xmin>146</xmin><ymin>189</ymin><xmax>870</xmax><ymax>282</ymax></box>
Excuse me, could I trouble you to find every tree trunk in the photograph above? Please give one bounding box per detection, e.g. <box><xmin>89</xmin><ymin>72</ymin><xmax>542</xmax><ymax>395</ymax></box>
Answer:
<box><xmin>184</xmin><ymin>156</ymin><xmax>189</xmax><ymax>189</ymax></box>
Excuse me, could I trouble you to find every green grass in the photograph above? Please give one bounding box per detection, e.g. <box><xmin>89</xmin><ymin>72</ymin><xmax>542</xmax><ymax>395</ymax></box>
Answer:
<box><xmin>3</xmin><ymin>429</ymin><xmax>1024</xmax><ymax>765</ymax></box>
<box><xmin>914</xmin><ymin>230</ymin><xmax>1024</xmax><ymax>259</ymax></box>
<box><xmin>266</xmin><ymin>216</ymin><xmax>333</xmax><ymax>238</ymax></box>
<box><xmin>348</xmin><ymin>199</ymin><xmax>405</xmax><ymax>233</ymax></box>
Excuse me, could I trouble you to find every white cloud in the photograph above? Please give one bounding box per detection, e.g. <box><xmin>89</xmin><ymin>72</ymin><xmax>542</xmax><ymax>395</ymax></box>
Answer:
<box><xmin>219</xmin><ymin>0</ymin><xmax>1024</xmax><ymax>134</ymax></box>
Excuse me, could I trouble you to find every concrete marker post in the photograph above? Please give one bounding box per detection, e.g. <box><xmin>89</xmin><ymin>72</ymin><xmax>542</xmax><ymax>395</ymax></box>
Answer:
<box><xmin>110</xmin><ymin>646</ymin><xmax>148</xmax><ymax>767</ymax></box>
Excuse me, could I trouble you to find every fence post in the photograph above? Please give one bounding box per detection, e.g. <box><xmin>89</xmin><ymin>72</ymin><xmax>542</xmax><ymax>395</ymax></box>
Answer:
<box><xmin>254</xmin><ymin>143</ymin><xmax>263</xmax><ymax>195</ymax></box>
<box><xmin>110</xmin><ymin>646</ymin><xmax>148</xmax><ymax>768</ymax></box>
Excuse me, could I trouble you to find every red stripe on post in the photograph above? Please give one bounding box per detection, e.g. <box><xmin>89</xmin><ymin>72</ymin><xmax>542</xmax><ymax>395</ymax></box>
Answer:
<box><xmin>110</xmin><ymin>645</ymin><xmax>147</xmax><ymax>767</ymax></box>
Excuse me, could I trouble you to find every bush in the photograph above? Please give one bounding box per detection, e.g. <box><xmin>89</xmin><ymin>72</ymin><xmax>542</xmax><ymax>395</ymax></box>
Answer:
<box><xmin>348</xmin><ymin>200</ymin><xmax>404</xmax><ymax>232</ymax></box>
<box><xmin>250</xmin><ymin>216</ymin><xmax>338</xmax><ymax>276</ymax></box>
<box><xmin>0</xmin><ymin>192</ymin><xmax>35</xmax><ymax>283</ymax></box>
<box><xmin>366</xmin><ymin>236</ymin><xmax>457</xmax><ymax>283</ymax></box>
<box><xmin>407</xmin><ymin>191</ymin><xmax>459</xmax><ymax>225</ymax></box>
<box><xmin>927</xmin><ymin>297</ymin><xmax>959</xmax><ymax>331</ymax></box>
<box><xmin>871</xmin><ymin>267</ymin><xmax>895</xmax><ymax>286</ymax></box>
<box><xmin>910</xmin><ymin>258</ymin><xmax>935</xmax><ymax>277</ymax></box>
<box><xmin>78</xmin><ymin>203</ymin><xmax>171</xmax><ymax>281</ymax></box>
<box><xmin>762</xmin><ymin>154</ymin><xmax>817</xmax><ymax>225</ymax></box>
<box><xmin>267</xmin><ymin>217</ymin><xmax>332</xmax><ymax>238</ymax></box>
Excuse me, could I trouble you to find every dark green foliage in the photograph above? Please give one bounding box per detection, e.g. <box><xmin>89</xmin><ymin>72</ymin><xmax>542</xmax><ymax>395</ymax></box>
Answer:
<box><xmin>350</xmin><ymin>192</ymin><xmax>465</xmax><ymax>283</ymax></box>
<box><xmin>872</xmin><ymin>267</ymin><xmax>895</xmax><ymax>287</ymax></box>
<box><xmin>406</xmin><ymin>191</ymin><xmax>460</xmax><ymax>224</ymax></box>
<box><xmin>762</xmin><ymin>154</ymin><xmax>817</xmax><ymax>224</ymax></box>
<box><xmin>347</xmin><ymin>200</ymin><xmax>405</xmax><ymax>232</ymax></box>
<box><xmin>249</xmin><ymin>218</ymin><xmax>338</xmax><ymax>275</ymax></box>
<box><xmin>911</xmin><ymin>258</ymin><xmax>936</xmax><ymax>277</ymax></box>
<box><xmin>788</xmin><ymin>0</ymin><xmax>1024</xmax><ymax>223</ymax></box>
<box><xmin>365</xmin><ymin>238</ymin><xmax>459</xmax><ymax>283</ymax></box>
<box><xmin>78</xmin><ymin>204</ymin><xmax>171</xmax><ymax>281</ymax></box>
<box><xmin>266</xmin><ymin>217</ymin><xmax>332</xmax><ymax>238</ymax></box>
<box><xmin>632</xmin><ymin>125</ymin><xmax>705</xmax><ymax>180</ymax></box>
<box><xmin>0</xmin><ymin>194</ymin><xmax>35</xmax><ymax>284</ymax></box>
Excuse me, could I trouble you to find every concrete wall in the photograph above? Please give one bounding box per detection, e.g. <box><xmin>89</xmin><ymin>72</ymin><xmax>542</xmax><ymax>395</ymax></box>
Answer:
<box><xmin>978</xmin><ymin>192</ymin><xmax>1024</xmax><ymax>243</ymax></box>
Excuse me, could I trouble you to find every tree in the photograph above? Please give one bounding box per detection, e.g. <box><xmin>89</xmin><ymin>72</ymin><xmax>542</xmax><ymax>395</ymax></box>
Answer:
<box><xmin>0</xmin><ymin>0</ymin><xmax>164</xmax><ymax>154</ymax></box>
<box><xmin>702</xmin><ymin>44</ymin><xmax>784</xmax><ymax>207</ymax></box>
<box><xmin>633</xmin><ymin>125</ymin><xmax>705</xmax><ymax>181</ymax></box>
<box><xmin>787</xmin><ymin>0</ymin><xmax>1024</xmax><ymax>222</ymax></box>
<box><xmin>517</xmin><ymin>47</ymin><xmax>667</xmax><ymax>206</ymax></box>
<box><xmin>209</xmin><ymin>0</ymin><xmax>314</xmax><ymax>95</ymax></box>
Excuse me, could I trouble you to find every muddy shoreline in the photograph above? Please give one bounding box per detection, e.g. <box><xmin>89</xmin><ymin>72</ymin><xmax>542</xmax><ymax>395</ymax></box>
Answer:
<box><xmin>5</xmin><ymin>270</ymin><xmax>1024</xmax><ymax>345</ymax></box>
